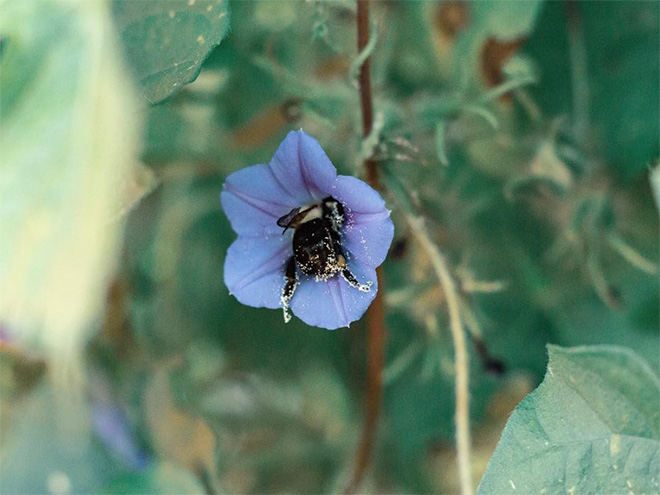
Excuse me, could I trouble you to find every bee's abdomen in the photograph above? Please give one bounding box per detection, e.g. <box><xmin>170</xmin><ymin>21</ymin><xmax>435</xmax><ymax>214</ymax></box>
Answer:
<box><xmin>293</xmin><ymin>219</ymin><xmax>338</xmax><ymax>277</ymax></box>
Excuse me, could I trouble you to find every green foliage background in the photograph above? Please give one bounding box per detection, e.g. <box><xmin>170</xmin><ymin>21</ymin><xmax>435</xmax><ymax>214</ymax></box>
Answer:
<box><xmin>1</xmin><ymin>1</ymin><xmax>658</xmax><ymax>494</ymax></box>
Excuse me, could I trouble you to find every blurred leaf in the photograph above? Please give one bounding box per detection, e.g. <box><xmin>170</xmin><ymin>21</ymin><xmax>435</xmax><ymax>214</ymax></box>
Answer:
<box><xmin>203</xmin><ymin>365</ymin><xmax>355</xmax><ymax>494</ymax></box>
<box><xmin>113</xmin><ymin>0</ymin><xmax>230</xmax><ymax>103</ymax></box>
<box><xmin>453</xmin><ymin>0</ymin><xmax>543</xmax><ymax>89</ymax></box>
<box><xmin>166</xmin><ymin>337</ymin><xmax>357</xmax><ymax>494</ymax></box>
<box><xmin>125</xmin><ymin>174</ymin><xmax>233</xmax><ymax>354</ymax></box>
<box><xmin>469</xmin><ymin>0</ymin><xmax>543</xmax><ymax>40</ymax></box>
<box><xmin>524</xmin><ymin>1</ymin><xmax>660</xmax><ymax>179</ymax></box>
<box><xmin>112</xmin><ymin>162</ymin><xmax>159</xmax><ymax>220</ymax></box>
<box><xmin>581</xmin><ymin>2</ymin><xmax>659</xmax><ymax>178</ymax></box>
<box><xmin>105</xmin><ymin>461</ymin><xmax>204</xmax><ymax>494</ymax></box>
<box><xmin>381</xmin><ymin>308</ymin><xmax>500</xmax><ymax>491</ymax></box>
<box><xmin>0</xmin><ymin>0</ymin><xmax>141</xmax><ymax>363</ymax></box>
<box><xmin>145</xmin><ymin>367</ymin><xmax>216</xmax><ymax>480</ymax></box>
<box><xmin>144</xmin><ymin>90</ymin><xmax>226</xmax><ymax>164</ymax></box>
<box><xmin>0</xmin><ymin>383</ymin><xmax>124</xmax><ymax>494</ymax></box>
<box><xmin>478</xmin><ymin>345</ymin><xmax>660</xmax><ymax>494</ymax></box>
<box><xmin>520</xmin><ymin>2</ymin><xmax>572</xmax><ymax>117</ymax></box>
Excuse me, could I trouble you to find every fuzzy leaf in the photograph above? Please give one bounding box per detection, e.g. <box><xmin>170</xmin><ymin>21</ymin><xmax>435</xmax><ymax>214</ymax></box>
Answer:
<box><xmin>0</xmin><ymin>0</ymin><xmax>141</xmax><ymax>360</ymax></box>
<box><xmin>113</xmin><ymin>0</ymin><xmax>230</xmax><ymax>103</ymax></box>
<box><xmin>478</xmin><ymin>345</ymin><xmax>660</xmax><ymax>494</ymax></box>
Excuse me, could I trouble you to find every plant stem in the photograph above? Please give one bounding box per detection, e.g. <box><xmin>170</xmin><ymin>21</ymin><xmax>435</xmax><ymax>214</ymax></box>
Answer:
<box><xmin>565</xmin><ymin>0</ymin><xmax>589</xmax><ymax>140</ymax></box>
<box><xmin>405</xmin><ymin>214</ymin><xmax>473</xmax><ymax>495</ymax></box>
<box><xmin>345</xmin><ymin>0</ymin><xmax>385</xmax><ymax>492</ymax></box>
<box><xmin>357</xmin><ymin>0</ymin><xmax>373</xmax><ymax>142</ymax></box>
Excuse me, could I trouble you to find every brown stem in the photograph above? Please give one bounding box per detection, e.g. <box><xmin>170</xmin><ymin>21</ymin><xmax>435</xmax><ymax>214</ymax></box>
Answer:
<box><xmin>346</xmin><ymin>269</ymin><xmax>384</xmax><ymax>494</ymax></box>
<box><xmin>345</xmin><ymin>0</ymin><xmax>385</xmax><ymax>492</ymax></box>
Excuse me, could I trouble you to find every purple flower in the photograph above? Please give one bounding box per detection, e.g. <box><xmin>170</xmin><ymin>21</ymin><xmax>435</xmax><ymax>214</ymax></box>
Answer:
<box><xmin>90</xmin><ymin>373</ymin><xmax>151</xmax><ymax>470</ymax></box>
<box><xmin>221</xmin><ymin>130</ymin><xmax>394</xmax><ymax>330</ymax></box>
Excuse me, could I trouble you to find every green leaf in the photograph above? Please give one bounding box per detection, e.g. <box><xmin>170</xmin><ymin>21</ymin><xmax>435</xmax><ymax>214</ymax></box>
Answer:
<box><xmin>478</xmin><ymin>345</ymin><xmax>660</xmax><ymax>494</ymax></box>
<box><xmin>0</xmin><ymin>0</ymin><xmax>141</xmax><ymax>359</ymax></box>
<box><xmin>470</xmin><ymin>0</ymin><xmax>543</xmax><ymax>40</ymax></box>
<box><xmin>113</xmin><ymin>0</ymin><xmax>230</xmax><ymax>103</ymax></box>
<box><xmin>454</xmin><ymin>0</ymin><xmax>543</xmax><ymax>85</ymax></box>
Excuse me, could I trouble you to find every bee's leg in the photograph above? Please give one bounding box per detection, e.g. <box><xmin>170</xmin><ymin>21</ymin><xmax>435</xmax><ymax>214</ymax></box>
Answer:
<box><xmin>281</xmin><ymin>256</ymin><xmax>298</xmax><ymax>323</ymax></box>
<box><xmin>337</xmin><ymin>253</ymin><xmax>372</xmax><ymax>292</ymax></box>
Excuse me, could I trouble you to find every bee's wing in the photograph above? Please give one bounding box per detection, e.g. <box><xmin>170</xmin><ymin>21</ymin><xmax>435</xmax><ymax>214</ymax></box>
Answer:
<box><xmin>277</xmin><ymin>207</ymin><xmax>301</xmax><ymax>231</ymax></box>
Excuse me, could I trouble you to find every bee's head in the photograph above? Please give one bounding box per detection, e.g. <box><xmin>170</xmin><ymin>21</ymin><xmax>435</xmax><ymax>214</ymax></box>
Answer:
<box><xmin>322</xmin><ymin>196</ymin><xmax>344</xmax><ymax>230</ymax></box>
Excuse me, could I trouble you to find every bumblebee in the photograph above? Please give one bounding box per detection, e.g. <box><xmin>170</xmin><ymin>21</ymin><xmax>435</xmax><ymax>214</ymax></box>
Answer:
<box><xmin>276</xmin><ymin>196</ymin><xmax>372</xmax><ymax>323</ymax></box>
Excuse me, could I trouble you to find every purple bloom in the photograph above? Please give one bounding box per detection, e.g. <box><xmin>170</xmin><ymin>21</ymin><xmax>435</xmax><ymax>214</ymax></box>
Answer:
<box><xmin>90</xmin><ymin>373</ymin><xmax>151</xmax><ymax>470</ymax></box>
<box><xmin>221</xmin><ymin>130</ymin><xmax>394</xmax><ymax>330</ymax></box>
<box><xmin>91</xmin><ymin>400</ymin><xmax>151</xmax><ymax>470</ymax></box>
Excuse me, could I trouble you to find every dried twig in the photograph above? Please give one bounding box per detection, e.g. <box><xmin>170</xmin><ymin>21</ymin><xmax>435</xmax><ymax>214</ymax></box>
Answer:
<box><xmin>405</xmin><ymin>214</ymin><xmax>473</xmax><ymax>495</ymax></box>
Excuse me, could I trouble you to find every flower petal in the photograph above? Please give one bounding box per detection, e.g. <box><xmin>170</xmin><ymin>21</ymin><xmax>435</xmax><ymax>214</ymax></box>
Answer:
<box><xmin>331</xmin><ymin>175</ymin><xmax>387</xmax><ymax>214</ymax></box>
<box><xmin>91</xmin><ymin>400</ymin><xmax>151</xmax><ymax>470</ymax></box>
<box><xmin>221</xmin><ymin>163</ymin><xmax>299</xmax><ymax>237</ymax></box>
<box><xmin>290</xmin><ymin>264</ymin><xmax>377</xmax><ymax>330</ymax></box>
<box><xmin>331</xmin><ymin>175</ymin><xmax>394</xmax><ymax>269</ymax></box>
<box><xmin>343</xmin><ymin>216</ymin><xmax>394</xmax><ymax>269</ymax></box>
<box><xmin>224</xmin><ymin>235</ymin><xmax>292</xmax><ymax>309</ymax></box>
<box><xmin>221</xmin><ymin>131</ymin><xmax>395</xmax><ymax>330</ymax></box>
<box><xmin>269</xmin><ymin>130</ymin><xmax>337</xmax><ymax>202</ymax></box>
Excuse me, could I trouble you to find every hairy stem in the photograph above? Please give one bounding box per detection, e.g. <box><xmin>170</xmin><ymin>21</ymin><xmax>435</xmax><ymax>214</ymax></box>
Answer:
<box><xmin>345</xmin><ymin>0</ymin><xmax>385</xmax><ymax>492</ymax></box>
<box><xmin>405</xmin><ymin>214</ymin><xmax>473</xmax><ymax>495</ymax></box>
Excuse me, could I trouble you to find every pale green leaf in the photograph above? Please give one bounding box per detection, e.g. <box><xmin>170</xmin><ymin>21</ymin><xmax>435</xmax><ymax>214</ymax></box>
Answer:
<box><xmin>453</xmin><ymin>0</ymin><xmax>544</xmax><ymax>89</ymax></box>
<box><xmin>478</xmin><ymin>345</ymin><xmax>660</xmax><ymax>494</ymax></box>
<box><xmin>471</xmin><ymin>1</ymin><xmax>544</xmax><ymax>41</ymax></box>
<box><xmin>0</xmin><ymin>0</ymin><xmax>141</xmax><ymax>363</ymax></box>
<box><xmin>113</xmin><ymin>0</ymin><xmax>230</xmax><ymax>103</ymax></box>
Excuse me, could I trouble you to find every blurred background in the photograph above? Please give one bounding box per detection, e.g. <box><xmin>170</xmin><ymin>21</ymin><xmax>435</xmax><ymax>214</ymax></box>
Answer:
<box><xmin>1</xmin><ymin>0</ymin><xmax>658</xmax><ymax>493</ymax></box>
